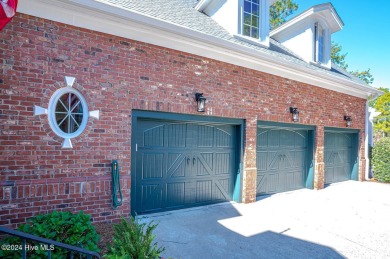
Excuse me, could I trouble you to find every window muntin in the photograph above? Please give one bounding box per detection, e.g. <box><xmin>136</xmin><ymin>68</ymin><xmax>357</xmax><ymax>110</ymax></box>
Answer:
<box><xmin>55</xmin><ymin>93</ymin><xmax>84</xmax><ymax>134</ymax></box>
<box><xmin>243</xmin><ymin>0</ymin><xmax>260</xmax><ymax>39</ymax></box>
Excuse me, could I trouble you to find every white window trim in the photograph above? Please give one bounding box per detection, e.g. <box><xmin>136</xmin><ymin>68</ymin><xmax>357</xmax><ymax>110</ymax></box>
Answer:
<box><xmin>33</xmin><ymin>76</ymin><xmax>100</xmax><ymax>149</ymax></box>
<box><xmin>237</xmin><ymin>0</ymin><xmax>270</xmax><ymax>47</ymax></box>
<box><xmin>310</xmin><ymin>21</ymin><xmax>332</xmax><ymax>69</ymax></box>
<box><xmin>312</xmin><ymin>21</ymin><xmax>331</xmax><ymax>69</ymax></box>
<box><xmin>314</xmin><ymin>22</ymin><xmax>323</xmax><ymax>63</ymax></box>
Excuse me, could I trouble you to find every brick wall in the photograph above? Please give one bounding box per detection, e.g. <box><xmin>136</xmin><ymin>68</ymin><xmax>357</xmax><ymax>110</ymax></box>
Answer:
<box><xmin>0</xmin><ymin>14</ymin><xmax>367</xmax><ymax>228</ymax></box>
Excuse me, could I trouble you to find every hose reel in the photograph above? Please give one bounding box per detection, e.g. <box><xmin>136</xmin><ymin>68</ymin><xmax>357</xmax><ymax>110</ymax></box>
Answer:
<box><xmin>111</xmin><ymin>160</ymin><xmax>123</xmax><ymax>209</ymax></box>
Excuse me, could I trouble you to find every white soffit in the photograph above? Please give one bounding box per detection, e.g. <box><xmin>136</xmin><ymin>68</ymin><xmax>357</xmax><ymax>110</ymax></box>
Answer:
<box><xmin>18</xmin><ymin>0</ymin><xmax>380</xmax><ymax>98</ymax></box>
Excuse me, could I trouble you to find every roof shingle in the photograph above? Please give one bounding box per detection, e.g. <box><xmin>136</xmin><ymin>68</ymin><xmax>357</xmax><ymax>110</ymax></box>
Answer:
<box><xmin>95</xmin><ymin>0</ymin><xmax>373</xmax><ymax>87</ymax></box>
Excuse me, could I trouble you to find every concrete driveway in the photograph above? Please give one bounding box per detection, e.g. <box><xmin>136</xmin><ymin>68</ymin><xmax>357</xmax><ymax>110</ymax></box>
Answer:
<box><xmin>140</xmin><ymin>181</ymin><xmax>390</xmax><ymax>259</ymax></box>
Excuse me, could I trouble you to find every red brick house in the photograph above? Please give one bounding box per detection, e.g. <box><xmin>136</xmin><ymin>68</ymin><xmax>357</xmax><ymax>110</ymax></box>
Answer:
<box><xmin>0</xmin><ymin>0</ymin><xmax>381</xmax><ymax>227</ymax></box>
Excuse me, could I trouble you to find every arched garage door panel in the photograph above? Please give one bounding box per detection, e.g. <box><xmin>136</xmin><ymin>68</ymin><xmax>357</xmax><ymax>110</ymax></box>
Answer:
<box><xmin>133</xmin><ymin>119</ymin><xmax>238</xmax><ymax>214</ymax></box>
<box><xmin>256</xmin><ymin>128</ymin><xmax>308</xmax><ymax>195</ymax></box>
<box><xmin>324</xmin><ymin>132</ymin><xmax>358</xmax><ymax>184</ymax></box>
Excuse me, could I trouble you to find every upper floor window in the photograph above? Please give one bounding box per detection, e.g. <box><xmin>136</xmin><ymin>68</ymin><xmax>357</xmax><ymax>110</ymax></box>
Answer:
<box><xmin>243</xmin><ymin>0</ymin><xmax>260</xmax><ymax>39</ymax></box>
<box><xmin>195</xmin><ymin>0</ymin><xmax>269</xmax><ymax>47</ymax></box>
<box><xmin>314</xmin><ymin>23</ymin><xmax>325</xmax><ymax>63</ymax></box>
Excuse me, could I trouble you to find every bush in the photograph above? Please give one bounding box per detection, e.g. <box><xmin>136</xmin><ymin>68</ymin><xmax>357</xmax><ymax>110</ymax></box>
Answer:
<box><xmin>0</xmin><ymin>210</ymin><xmax>100</xmax><ymax>259</ymax></box>
<box><xmin>372</xmin><ymin>137</ymin><xmax>390</xmax><ymax>182</ymax></box>
<box><xmin>105</xmin><ymin>216</ymin><xmax>165</xmax><ymax>259</ymax></box>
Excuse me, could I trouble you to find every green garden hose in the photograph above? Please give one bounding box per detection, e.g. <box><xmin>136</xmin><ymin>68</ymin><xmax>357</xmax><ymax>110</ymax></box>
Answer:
<box><xmin>111</xmin><ymin>160</ymin><xmax>123</xmax><ymax>209</ymax></box>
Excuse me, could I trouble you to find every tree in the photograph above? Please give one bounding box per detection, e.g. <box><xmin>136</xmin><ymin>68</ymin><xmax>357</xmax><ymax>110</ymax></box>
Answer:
<box><xmin>272</xmin><ymin>1</ymin><xmax>377</xmax><ymax>87</ymax></box>
<box><xmin>374</xmin><ymin>92</ymin><xmax>390</xmax><ymax>137</ymax></box>
<box><xmin>270</xmin><ymin>0</ymin><xmax>298</xmax><ymax>30</ymax></box>
<box><xmin>369</xmin><ymin>87</ymin><xmax>389</xmax><ymax>108</ymax></box>
<box><xmin>331</xmin><ymin>41</ymin><xmax>348</xmax><ymax>70</ymax></box>
<box><xmin>378</xmin><ymin>87</ymin><xmax>390</xmax><ymax>93</ymax></box>
<box><xmin>331</xmin><ymin>43</ymin><xmax>375</xmax><ymax>85</ymax></box>
<box><xmin>351</xmin><ymin>69</ymin><xmax>374</xmax><ymax>85</ymax></box>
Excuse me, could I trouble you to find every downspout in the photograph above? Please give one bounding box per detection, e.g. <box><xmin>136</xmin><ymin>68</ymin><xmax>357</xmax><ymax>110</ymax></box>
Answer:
<box><xmin>365</xmin><ymin>100</ymin><xmax>370</xmax><ymax>180</ymax></box>
<box><xmin>365</xmin><ymin>94</ymin><xmax>381</xmax><ymax>180</ymax></box>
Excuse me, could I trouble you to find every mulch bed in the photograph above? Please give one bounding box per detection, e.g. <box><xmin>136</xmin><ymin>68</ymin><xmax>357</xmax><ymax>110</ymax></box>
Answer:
<box><xmin>369</xmin><ymin>178</ymin><xmax>390</xmax><ymax>184</ymax></box>
<box><xmin>94</xmin><ymin>222</ymin><xmax>115</xmax><ymax>256</ymax></box>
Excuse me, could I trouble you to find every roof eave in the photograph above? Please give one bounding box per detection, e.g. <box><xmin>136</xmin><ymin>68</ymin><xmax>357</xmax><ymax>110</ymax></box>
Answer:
<box><xmin>18</xmin><ymin>0</ymin><xmax>378</xmax><ymax>99</ymax></box>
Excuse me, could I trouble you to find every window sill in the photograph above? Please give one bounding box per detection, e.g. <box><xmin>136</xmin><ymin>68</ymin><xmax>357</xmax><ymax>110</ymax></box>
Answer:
<box><xmin>233</xmin><ymin>34</ymin><xmax>269</xmax><ymax>48</ymax></box>
<box><xmin>309</xmin><ymin>61</ymin><xmax>331</xmax><ymax>70</ymax></box>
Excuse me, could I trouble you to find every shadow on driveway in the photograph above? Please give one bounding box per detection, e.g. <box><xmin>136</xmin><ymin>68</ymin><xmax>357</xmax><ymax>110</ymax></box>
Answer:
<box><xmin>140</xmin><ymin>181</ymin><xmax>390</xmax><ymax>258</ymax></box>
<box><xmin>140</xmin><ymin>202</ymin><xmax>344</xmax><ymax>259</ymax></box>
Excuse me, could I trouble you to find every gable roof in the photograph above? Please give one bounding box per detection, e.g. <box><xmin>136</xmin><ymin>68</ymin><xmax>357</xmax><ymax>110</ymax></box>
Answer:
<box><xmin>18</xmin><ymin>0</ymin><xmax>382</xmax><ymax>98</ymax></box>
<box><xmin>271</xmin><ymin>2</ymin><xmax>344</xmax><ymax>37</ymax></box>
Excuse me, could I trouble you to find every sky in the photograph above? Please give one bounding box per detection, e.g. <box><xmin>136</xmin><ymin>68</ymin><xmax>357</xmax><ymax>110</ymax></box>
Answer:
<box><xmin>293</xmin><ymin>0</ymin><xmax>390</xmax><ymax>89</ymax></box>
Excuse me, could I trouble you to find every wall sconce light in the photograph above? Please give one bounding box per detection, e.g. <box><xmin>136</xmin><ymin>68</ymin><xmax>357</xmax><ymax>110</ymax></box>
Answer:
<box><xmin>344</xmin><ymin>116</ymin><xmax>352</xmax><ymax>127</ymax></box>
<box><xmin>195</xmin><ymin>93</ymin><xmax>206</xmax><ymax>112</ymax></box>
<box><xmin>289</xmin><ymin>107</ymin><xmax>299</xmax><ymax>122</ymax></box>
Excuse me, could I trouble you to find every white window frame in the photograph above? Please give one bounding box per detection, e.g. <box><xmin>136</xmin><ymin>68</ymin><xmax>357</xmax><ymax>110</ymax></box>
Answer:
<box><xmin>313</xmin><ymin>21</ymin><xmax>330</xmax><ymax>67</ymax></box>
<box><xmin>314</xmin><ymin>22</ymin><xmax>323</xmax><ymax>63</ymax></box>
<box><xmin>48</xmin><ymin>87</ymin><xmax>89</xmax><ymax>140</ymax></box>
<box><xmin>236</xmin><ymin>0</ymin><xmax>270</xmax><ymax>47</ymax></box>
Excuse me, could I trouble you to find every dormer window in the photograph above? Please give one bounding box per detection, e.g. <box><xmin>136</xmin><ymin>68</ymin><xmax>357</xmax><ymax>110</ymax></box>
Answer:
<box><xmin>195</xmin><ymin>0</ymin><xmax>270</xmax><ymax>47</ymax></box>
<box><xmin>243</xmin><ymin>0</ymin><xmax>260</xmax><ymax>39</ymax></box>
<box><xmin>237</xmin><ymin>0</ymin><xmax>270</xmax><ymax>47</ymax></box>
<box><xmin>270</xmin><ymin>3</ymin><xmax>343</xmax><ymax>70</ymax></box>
<box><xmin>314</xmin><ymin>23</ymin><xmax>325</xmax><ymax>63</ymax></box>
<box><xmin>312</xmin><ymin>22</ymin><xmax>331</xmax><ymax>67</ymax></box>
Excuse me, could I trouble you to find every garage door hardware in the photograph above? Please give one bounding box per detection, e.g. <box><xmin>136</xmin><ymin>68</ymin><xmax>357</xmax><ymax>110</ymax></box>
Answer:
<box><xmin>278</xmin><ymin>154</ymin><xmax>288</xmax><ymax>160</ymax></box>
<box><xmin>185</xmin><ymin>157</ymin><xmax>198</xmax><ymax>165</ymax></box>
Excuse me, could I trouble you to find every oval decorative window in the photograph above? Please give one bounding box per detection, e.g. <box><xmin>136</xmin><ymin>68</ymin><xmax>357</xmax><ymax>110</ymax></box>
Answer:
<box><xmin>34</xmin><ymin>76</ymin><xmax>99</xmax><ymax>148</ymax></box>
<box><xmin>49</xmin><ymin>87</ymin><xmax>89</xmax><ymax>139</ymax></box>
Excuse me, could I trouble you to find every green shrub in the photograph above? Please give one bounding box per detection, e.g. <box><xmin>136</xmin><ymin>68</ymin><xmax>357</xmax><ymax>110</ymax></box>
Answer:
<box><xmin>105</xmin><ymin>216</ymin><xmax>165</xmax><ymax>259</ymax></box>
<box><xmin>372</xmin><ymin>137</ymin><xmax>390</xmax><ymax>182</ymax></box>
<box><xmin>0</xmin><ymin>210</ymin><xmax>100</xmax><ymax>259</ymax></box>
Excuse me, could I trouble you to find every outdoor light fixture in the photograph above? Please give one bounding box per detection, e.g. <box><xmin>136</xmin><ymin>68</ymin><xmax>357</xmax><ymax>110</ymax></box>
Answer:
<box><xmin>289</xmin><ymin>107</ymin><xmax>299</xmax><ymax>122</ymax></box>
<box><xmin>195</xmin><ymin>93</ymin><xmax>206</xmax><ymax>112</ymax></box>
<box><xmin>344</xmin><ymin>115</ymin><xmax>352</xmax><ymax>127</ymax></box>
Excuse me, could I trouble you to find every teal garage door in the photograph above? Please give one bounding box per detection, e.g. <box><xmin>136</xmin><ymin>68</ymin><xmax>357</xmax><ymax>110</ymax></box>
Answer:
<box><xmin>324</xmin><ymin>132</ymin><xmax>357</xmax><ymax>184</ymax></box>
<box><xmin>256</xmin><ymin>128</ymin><xmax>308</xmax><ymax>195</ymax></box>
<box><xmin>133</xmin><ymin>119</ymin><xmax>238</xmax><ymax>214</ymax></box>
